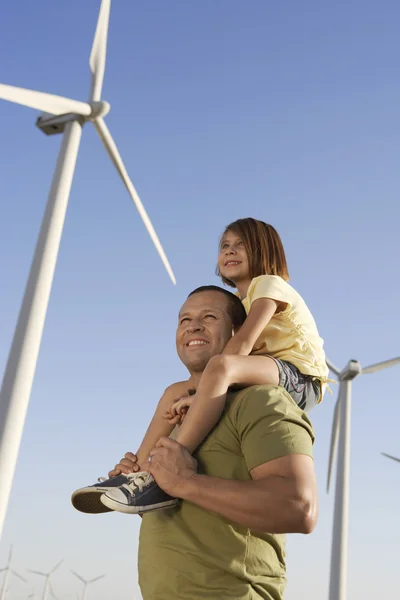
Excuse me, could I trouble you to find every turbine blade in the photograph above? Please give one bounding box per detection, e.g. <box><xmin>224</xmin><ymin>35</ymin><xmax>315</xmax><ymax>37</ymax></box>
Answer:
<box><xmin>89</xmin><ymin>574</ymin><xmax>105</xmax><ymax>583</ymax></box>
<box><xmin>89</xmin><ymin>0</ymin><xmax>111</xmax><ymax>101</ymax></box>
<box><xmin>50</xmin><ymin>559</ymin><xmax>63</xmax><ymax>574</ymax></box>
<box><xmin>28</xmin><ymin>570</ymin><xmax>47</xmax><ymax>576</ymax></box>
<box><xmin>7</xmin><ymin>545</ymin><xmax>12</xmax><ymax>566</ymax></box>
<box><xmin>327</xmin><ymin>393</ymin><xmax>341</xmax><ymax>493</ymax></box>
<box><xmin>362</xmin><ymin>356</ymin><xmax>400</xmax><ymax>374</ymax></box>
<box><xmin>326</xmin><ymin>358</ymin><xmax>340</xmax><ymax>376</ymax></box>
<box><xmin>0</xmin><ymin>84</ymin><xmax>91</xmax><ymax>116</ymax></box>
<box><xmin>11</xmin><ymin>569</ymin><xmax>27</xmax><ymax>582</ymax></box>
<box><xmin>381</xmin><ymin>452</ymin><xmax>400</xmax><ymax>463</ymax></box>
<box><xmin>93</xmin><ymin>117</ymin><xmax>176</xmax><ymax>284</ymax></box>
<box><xmin>71</xmin><ymin>571</ymin><xmax>86</xmax><ymax>584</ymax></box>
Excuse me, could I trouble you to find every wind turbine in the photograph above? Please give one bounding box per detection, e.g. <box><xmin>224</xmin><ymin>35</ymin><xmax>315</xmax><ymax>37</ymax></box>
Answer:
<box><xmin>71</xmin><ymin>571</ymin><xmax>105</xmax><ymax>600</ymax></box>
<box><xmin>28</xmin><ymin>560</ymin><xmax>63</xmax><ymax>600</ymax></box>
<box><xmin>326</xmin><ymin>355</ymin><xmax>400</xmax><ymax>600</ymax></box>
<box><xmin>0</xmin><ymin>0</ymin><xmax>176</xmax><ymax>538</ymax></box>
<box><xmin>381</xmin><ymin>452</ymin><xmax>400</xmax><ymax>463</ymax></box>
<box><xmin>0</xmin><ymin>546</ymin><xmax>27</xmax><ymax>600</ymax></box>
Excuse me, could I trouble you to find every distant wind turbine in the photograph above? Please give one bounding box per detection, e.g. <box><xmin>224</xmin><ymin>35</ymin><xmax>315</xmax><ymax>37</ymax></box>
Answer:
<box><xmin>71</xmin><ymin>571</ymin><xmax>105</xmax><ymax>600</ymax></box>
<box><xmin>0</xmin><ymin>0</ymin><xmax>176</xmax><ymax>540</ymax></box>
<box><xmin>28</xmin><ymin>560</ymin><xmax>63</xmax><ymax>600</ymax></box>
<box><xmin>0</xmin><ymin>546</ymin><xmax>27</xmax><ymax>600</ymax></box>
<box><xmin>326</xmin><ymin>355</ymin><xmax>400</xmax><ymax>600</ymax></box>
<box><xmin>381</xmin><ymin>452</ymin><xmax>400</xmax><ymax>463</ymax></box>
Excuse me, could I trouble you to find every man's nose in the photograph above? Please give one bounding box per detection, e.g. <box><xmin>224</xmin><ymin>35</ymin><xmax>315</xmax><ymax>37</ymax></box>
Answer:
<box><xmin>187</xmin><ymin>320</ymin><xmax>204</xmax><ymax>332</ymax></box>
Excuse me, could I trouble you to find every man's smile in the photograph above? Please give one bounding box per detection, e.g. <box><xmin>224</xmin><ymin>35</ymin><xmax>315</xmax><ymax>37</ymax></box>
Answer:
<box><xmin>185</xmin><ymin>338</ymin><xmax>209</xmax><ymax>347</ymax></box>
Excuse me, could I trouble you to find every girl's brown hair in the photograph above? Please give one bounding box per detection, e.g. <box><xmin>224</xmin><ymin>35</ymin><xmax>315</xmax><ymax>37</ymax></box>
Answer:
<box><xmin>217</xmin><ymin>218</ymin><xmax>289</xmax><ymax>287</ymax></box>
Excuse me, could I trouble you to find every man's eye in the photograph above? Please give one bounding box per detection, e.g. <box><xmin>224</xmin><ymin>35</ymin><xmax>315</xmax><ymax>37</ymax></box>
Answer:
<box><xmin>180</xmin><ymin>318</ymin><xmax>190</xmax><ymax>324</ymax></box>
<box><xmin>204</xmin><ymin>314</ymin><xmax>216</xmax><ymax>320</ymax></box>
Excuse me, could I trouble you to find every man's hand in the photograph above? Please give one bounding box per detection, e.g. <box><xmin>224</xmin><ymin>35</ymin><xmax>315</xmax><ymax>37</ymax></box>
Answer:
<box><xmin>108</xmin><ymin>452</ymin><xmax>139</xmax><ymax>478</ymax></box>
<box><xmin>147</xmin><ymin>437</ymin><xmax>198</xmax><ymax>497</ymax></box>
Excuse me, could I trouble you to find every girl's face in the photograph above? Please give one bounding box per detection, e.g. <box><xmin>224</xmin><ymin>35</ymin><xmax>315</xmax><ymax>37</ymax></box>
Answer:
<box><xmin>218</xmin><ymin>230</ymin><xmax>250</xmax><ymax>285</ymax></box>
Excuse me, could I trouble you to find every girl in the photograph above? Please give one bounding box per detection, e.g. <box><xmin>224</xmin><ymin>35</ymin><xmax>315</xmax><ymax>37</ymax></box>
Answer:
<box><xmin>71</xmin><ymin>218</ymin><xmax>328</xmax><ymax>515</ymax></box>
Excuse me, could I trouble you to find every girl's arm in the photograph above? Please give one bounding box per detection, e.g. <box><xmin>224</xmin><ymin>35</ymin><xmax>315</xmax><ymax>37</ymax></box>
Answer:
<box><xmin>133</xmin><ymin>380</ymin><xmax>189</xmax><ymax>470</ymax></box>
<box><xmin>223</xmin><ymin>297</ymin><xmax>279</xmax><ymax>355</ymax></box>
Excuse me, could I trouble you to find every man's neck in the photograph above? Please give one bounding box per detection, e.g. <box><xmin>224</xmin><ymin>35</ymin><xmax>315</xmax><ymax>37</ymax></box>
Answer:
<box><xmin>187</xmin><ymin>372</ymin><xmax>204</xmax><ymax>391</ymax></box>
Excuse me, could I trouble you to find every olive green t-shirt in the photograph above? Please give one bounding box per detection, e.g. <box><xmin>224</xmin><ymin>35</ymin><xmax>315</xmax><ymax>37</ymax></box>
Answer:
<box><xmin>138</xmin><ymin>385</ymin><xmax>315</xmax><ymax>600</ymax></box>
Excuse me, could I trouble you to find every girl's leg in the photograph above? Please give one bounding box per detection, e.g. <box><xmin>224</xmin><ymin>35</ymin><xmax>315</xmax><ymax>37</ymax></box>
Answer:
<box><xmin>135</xmin><ymin>381</ymin><xmax>190</xmax><ymax>470</ymax></box>
<box><xmin>175</xmin><ymin>355</ymin><xmax>279</xmax><ymax>453</ymax></box>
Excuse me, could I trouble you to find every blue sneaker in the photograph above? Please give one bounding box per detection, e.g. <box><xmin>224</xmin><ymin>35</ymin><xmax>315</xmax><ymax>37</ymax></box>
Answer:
<box><xmin>71</xmin><ymin>474</ymin><xmax>132</xmax><ymax>514</ymax></box>
<box><xmin>100</xmin><ymin>472</ymin><xmax>178</xmax><ymax>514</ymax></box>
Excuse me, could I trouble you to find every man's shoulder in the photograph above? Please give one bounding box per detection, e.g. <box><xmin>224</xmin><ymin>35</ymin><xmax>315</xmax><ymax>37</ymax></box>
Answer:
<box><xmin>227</xmin><ymin>384</ymin><xmax>294</xmax><ymax>409</ymax></box>
<box><xmin>165</xmin><ymin>380</ymin><xmax>190</xmax><ymax>396</ymax></box>
<box><xmin>226</xmin><ymin>384</ymin><xmax>314</xmax><ymax>433</ymax></box>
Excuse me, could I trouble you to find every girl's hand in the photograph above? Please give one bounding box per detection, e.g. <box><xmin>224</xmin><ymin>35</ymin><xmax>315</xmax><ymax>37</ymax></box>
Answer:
<box><xmin>171</xmin><ymin>396</ymin><xmax>194</xmax><ymax>418</ymax></box>
<box><xmin>163</xmin><ymin>395</ymin><xmax>194</xmax><ymax>424</ymax></box>
<box><xmin>108</xmin><ymin>452</ymin><xmax>140</xmax><ymax>478</ymax></box>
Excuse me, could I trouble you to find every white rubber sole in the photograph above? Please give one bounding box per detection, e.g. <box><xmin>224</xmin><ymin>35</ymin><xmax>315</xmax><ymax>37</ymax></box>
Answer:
<box><xmin>100</xmin><ymin>493</ymin><xmax>178</xmax><ymax>514</ymax></box>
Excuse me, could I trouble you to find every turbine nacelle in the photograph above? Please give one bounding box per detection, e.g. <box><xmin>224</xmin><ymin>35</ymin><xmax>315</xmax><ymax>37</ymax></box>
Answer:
<box><xmin>339</xmin><ymin>360</ymin><xmax>361</xmax><ymax>381</ymax></box>
<box><xmin>36</xmin><ymin>101</ymin><xmax>111</xmax><ymax>135</ymax></box>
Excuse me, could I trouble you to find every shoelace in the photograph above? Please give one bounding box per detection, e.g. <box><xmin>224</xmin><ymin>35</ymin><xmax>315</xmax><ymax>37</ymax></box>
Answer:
<box><xmin>121</xmin><ymin>472</ymin><xmax>153</xmax><ymax>496</ymax></box>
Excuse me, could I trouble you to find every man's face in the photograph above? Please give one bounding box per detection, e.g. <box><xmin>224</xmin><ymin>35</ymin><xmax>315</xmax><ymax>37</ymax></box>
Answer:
<box><xmin>176</xmin><ymin>291</ymin><xmax>234</xmax><ymax>374</ymax></box>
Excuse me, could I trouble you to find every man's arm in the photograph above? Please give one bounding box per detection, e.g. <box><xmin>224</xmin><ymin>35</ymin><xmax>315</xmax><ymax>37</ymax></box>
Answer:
<box><xmin>147</xmin><ymin>438</ymin><xmax>318</xmax><ymax>534</ymax></box>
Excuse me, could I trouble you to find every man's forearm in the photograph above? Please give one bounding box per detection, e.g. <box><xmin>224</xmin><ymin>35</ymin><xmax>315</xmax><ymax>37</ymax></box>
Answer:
<box><xmin>179</xmin><ymin>473</ymin><xmax>317</xmax><ymax>534</ymax></box>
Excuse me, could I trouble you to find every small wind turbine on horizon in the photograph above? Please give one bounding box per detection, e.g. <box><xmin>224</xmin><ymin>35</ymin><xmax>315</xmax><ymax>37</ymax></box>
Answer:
<box><xmin>28</xmin><ymin>560</ymin><xmax>63</xmax><ymax>600</ymax></box>
<box><xmin>326</xmin><ymin>355</ymin><xmax>400</xmax><ymax>600</ymax></box>
<box><xmin>71</xmin><ymin>571</ymin><xmax>105</xmax><ymax>600</ymax></box>
<box><xmin>0</xmin><ymin>0</ymin><xmax>176</xmax><ymax>539</ymax></box>
<box><xmin>0</xmin><ymin>546</ymin><xmax>27</xmax><ymax>600</ymax></box>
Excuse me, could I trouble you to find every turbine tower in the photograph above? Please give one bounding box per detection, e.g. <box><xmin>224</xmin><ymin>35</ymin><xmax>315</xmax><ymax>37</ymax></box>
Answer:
<box><xmin>0</xmin><ymin>546</ymin><xmax>26</xmax><ymax>600</ymax></box>
<box><xmin>326</xmin><ymin>355</ymin><xmax>400</xmax><ymax>600</ymax></box>
<box><xmin>0</xmin><ymin>0</ymin><xmax>176</xmax><ymax>538</ymax></box>
<box><xmin>28</xmin><ymin>560</ymin><xmax>63</xmax><ymax>600</ymax></box>
<box><xmin>71</xmin><ymin>571</ymin><xmax>105</xmax><ymax>600</ymax></box>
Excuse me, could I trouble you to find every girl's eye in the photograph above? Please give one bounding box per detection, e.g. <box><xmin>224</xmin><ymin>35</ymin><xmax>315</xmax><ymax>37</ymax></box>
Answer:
<box><xmin>221</xmin><ymin>243</ymin><xmax>229</xmax><ymax>249</ymax></box>
<box><xmin>237</xmin><ymin>240</ymin><xmax>244</xmax><ymax>246</ymax></box>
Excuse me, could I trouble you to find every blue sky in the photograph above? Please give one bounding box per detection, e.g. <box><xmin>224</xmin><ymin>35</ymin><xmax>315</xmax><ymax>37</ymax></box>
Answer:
<box><xmin>0</xmin><ymin>0</ymin><xmax>399</xmax><ymax>598</ymax></box>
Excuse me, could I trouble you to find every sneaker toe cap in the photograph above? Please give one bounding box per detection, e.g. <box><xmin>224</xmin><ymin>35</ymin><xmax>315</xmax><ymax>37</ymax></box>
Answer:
<box><xmin>103</xmin><ymin>488</ymin><xmax>128</xmax><ymax>504</ymax></box>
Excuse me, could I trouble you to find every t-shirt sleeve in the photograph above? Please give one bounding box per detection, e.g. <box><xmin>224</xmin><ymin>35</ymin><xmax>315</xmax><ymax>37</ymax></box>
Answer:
<box><xmin>232</xmin><ymin>385</ymin><xmax>315</xmax><ymax>472</ymax></box>
<box><xmin>250</xmin><ymin>275</ymin><xmax>292</xmax><ymax>309</ymax></box>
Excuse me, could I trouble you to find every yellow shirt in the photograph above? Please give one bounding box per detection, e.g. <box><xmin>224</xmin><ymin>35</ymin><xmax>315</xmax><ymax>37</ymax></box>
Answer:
<box><xmin>241</xmin><ymin>275</ymin><xmax>329</xmax><ymax>383</ymax></box>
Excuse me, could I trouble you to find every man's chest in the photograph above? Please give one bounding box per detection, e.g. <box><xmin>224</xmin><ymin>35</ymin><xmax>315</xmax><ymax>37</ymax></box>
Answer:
<box><xmin>194</xmin><ymin>409</ymin><xmax>251</xmax><ymax>482</ymax></box>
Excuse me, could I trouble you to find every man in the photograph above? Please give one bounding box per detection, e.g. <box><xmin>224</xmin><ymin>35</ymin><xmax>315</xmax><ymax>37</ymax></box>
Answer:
<box><xmin>111</xmin><ymin>285</ymin><xmax>318</xmax><ymax>599</ymax></box>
